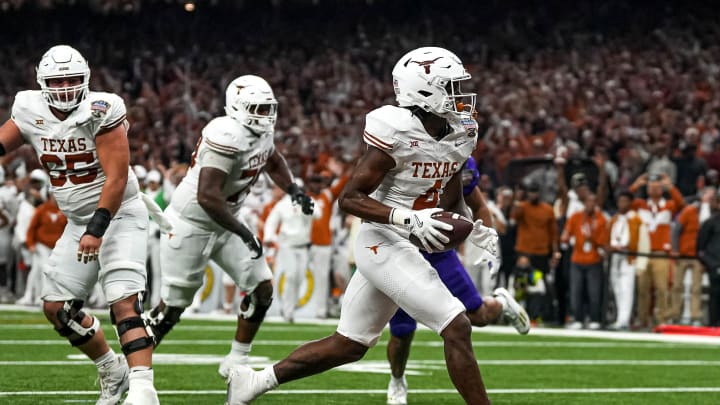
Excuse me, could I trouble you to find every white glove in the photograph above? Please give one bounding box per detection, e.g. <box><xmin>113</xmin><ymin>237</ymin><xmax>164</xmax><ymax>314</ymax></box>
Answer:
<box><xmin>468</xmin><ymin>219</ymin><xmax>498</xmax><ymax>249</ymax></box>
<box><xmin>473</xmin><ymin>241</ymin><xmax>501</xmax><ymax>279</ymax></box>
<box><xmin>139</xmin><ymin>193</ymin><xmax>173</xmax><ymax>233</ymax></box>
<box><xmin>390</xmin><ymin>207</ymin><xmax>453</xmax><ymax>252</ymax></box>
<box><xmin>469</xmin><ymin>219</ymin><xmax>501</xmax><ymax>278</ymax></box>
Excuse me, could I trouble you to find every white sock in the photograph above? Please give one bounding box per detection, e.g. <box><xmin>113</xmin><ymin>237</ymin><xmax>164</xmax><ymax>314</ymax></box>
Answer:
<box><xmin>230</xmin><ymin>340</ymin><xmax>252</xmax><ymax>357</ymax></box>
<box><xmin>391</xmin><ymin>375</ymin><xmax>405</xmax><ymax>384</ymax></box>
<box><xmin>494</xmin><ymin>293</ymin><xmax>508</xmax><ymax>311</ymax></box>
<box><xmin>94</xmin><ymin>350</ymin><xmax>116</xmax><ymax>369</ymax></box>
<box><xmin>130</xmin><ymin>366</ymin><xmax>151</xmax><ymax>373</ymax></box>
<box><xmin>258</xmin><ymin>365</ymin><xmax>279</xmax><ymax>391</ymax></box>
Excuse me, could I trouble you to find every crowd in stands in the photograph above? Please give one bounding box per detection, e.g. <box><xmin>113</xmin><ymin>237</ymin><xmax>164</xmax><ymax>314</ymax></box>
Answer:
<box><xmin>1</xmin><ymin>0</ymin><xmax>720</xmax><ymax>328</ymax></box>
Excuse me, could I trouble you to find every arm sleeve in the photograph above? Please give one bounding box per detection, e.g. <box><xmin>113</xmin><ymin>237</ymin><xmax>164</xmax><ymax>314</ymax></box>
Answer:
<box><xmin>668</xmin><ymin>186</ymin><xmax>685</xmax><ymax>213</ymax></box>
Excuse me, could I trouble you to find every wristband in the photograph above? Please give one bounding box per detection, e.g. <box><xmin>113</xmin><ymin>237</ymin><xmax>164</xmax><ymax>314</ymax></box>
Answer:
<box><xmin>389</xmin><ymin>208</ymin><xmax>412</xmax><ymax>226</ymax></box>
<box><xmin>286</xmin><ymin>182</ymin><xmax>300</xmax><ymax>196</ymax></box>
<box><xmin>84</xmin><ymin>208</ymin><xmax>112</xmax><ymax>238</ymax></box>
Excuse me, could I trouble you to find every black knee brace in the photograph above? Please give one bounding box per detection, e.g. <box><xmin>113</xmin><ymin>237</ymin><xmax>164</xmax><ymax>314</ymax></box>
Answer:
<box><xmin>147</xmin><ymin>305</ymin><xmax>184</xmax><ymax>347</ymax></box>
<box><xmin>239</xmin><ymin>292</ymin><xmax>272</xmax><ymax>323</ymax></box>
<box><xmin>55</xmin><ymin>300</ymin><xmax>100</xmax><ymax>347</ymax></box>
<box><xmin>110</xmin><ymin>295</ymin><xmax>154</xmax><ymax>356</ymax></box>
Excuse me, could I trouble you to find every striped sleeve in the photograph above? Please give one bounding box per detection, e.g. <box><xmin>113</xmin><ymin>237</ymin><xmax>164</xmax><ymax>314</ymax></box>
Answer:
<box><xmin>363</xmin><ymin>131</ymin><xmax>393</xmax><ymax>151</ymax></box>
<box><xmin>363</xmin><ymin>110</ymin><xmax>396</xmax><ymax>152</ymax></box>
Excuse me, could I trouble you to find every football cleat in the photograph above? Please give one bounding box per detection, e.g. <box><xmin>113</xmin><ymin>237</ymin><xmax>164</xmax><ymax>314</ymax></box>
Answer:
<box><xmin>96</xmin><ymin>355</ymin><xmax>129</xmax><ymax>405</ymax></box>
<box><xmin>219</xmin><ymin>353</ymin><xmax>249</xmax><ymax>379</ymax></box>
<box><xmin>123</xmin><ymin>370</ymin><xmax>159</xmax><ymax>405</ymax></box>
<box><xmin>387</xmin><ymin>376</ymin><xmax>408</xmax><ymax>405</ymax></box>
<box><xmin>494</xmin><ymin>287</ymin><xmax>530</xmax><ymax>335</ymax></box>
<box><xmin>226</xmin><ymin>365</ymin><xmax>266</xmax><ymax>405</ymax></box>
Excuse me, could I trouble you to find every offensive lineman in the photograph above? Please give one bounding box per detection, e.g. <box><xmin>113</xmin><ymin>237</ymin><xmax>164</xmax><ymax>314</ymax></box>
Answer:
<box><xmin>226</xmin><ymin>47</ymin><xmax>524</xmax><ymax>405</ymax></box>
<box><xmin>147</xmin><ymin>75</ymin><xmax>314</xmax><ymax>378</ymax></box>
<box><xmin>0</xmin><ymin>45</ymin><xmax>158</xmax><ymax>404</ymax></box>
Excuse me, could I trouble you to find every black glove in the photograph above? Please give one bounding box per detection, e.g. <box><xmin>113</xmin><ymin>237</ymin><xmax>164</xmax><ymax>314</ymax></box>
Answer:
<box><xmin>287</xmin><ymin>183</ymin><xmax>315</xmax><ymax>215</ymax></box>
<box><xmin>237</xmin><ymin>224</ymin><xmax>263</xmax><ymax>259</ymax></box>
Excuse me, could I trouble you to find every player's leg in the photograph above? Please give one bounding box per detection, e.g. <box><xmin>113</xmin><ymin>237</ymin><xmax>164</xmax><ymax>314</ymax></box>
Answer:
<box><xmin>277</xmin><ymin>245</ymin><xmax>303</xmax><ymax>322</ymax></box>
<box><xmin>310</xmin><ymin>245</ymin><xmax>332</xmax><ymax>318</ymax></box>
<box><xmin>99</xmin><ymin>198</ymin><xmax>158</xmax><ymax>403</ymax></box>
<box><xmin>386</xmin><ymin>309</ymin><xmax>415</xmax><ymax>405</ymax></box>
<box><xmin>42</xmin><ymin>222</ymin><xmax>129</xmax><ymax>405</ymax></box>
<box><xmin>214</xmin><ymin>232</ymin><xmax>275</xmax><ymax>378</ymax></box>
<box><xmin>357</xmin><ymin>224</ymin><xmax>490</xmax><ymax>405</ymax></box>
<box><xmin>226</xmin><ymin>227</ymin><xmax>403</xmax><ymax>404</ymax></box>
<box><xmin>147</xmin><ymin>208</ymin><xmax>213</xmax><ymax>345</ymax></box>
<box><xmin>429</xmin><ymin>251</ymin><xmax>528</xmax><ymax>333</ymax></box>
<box><xmin>226</xmin><ymin>270</ymin><xmax>389</xmax><ymax>405</ymax></box>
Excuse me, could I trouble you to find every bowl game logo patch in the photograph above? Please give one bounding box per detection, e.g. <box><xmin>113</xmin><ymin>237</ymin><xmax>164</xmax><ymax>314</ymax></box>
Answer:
<box><xmin>90</xmin><ymin>100</ymin><xmax>110</xmax><ymax>117</ymax></box>
<box><xmin>460</xmin><ymin>118</ymin><xmax>477</xmax><ymax>137</ymax></box>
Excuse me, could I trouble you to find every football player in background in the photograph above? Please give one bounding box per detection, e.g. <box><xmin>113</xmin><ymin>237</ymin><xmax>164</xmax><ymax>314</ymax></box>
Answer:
<box><xmin>147</xmin><ymin>75</ymin><xmax>314</xmax><ymax>379</ymax></box>
<box><xmin>227</xmin><ymin>47</ymin><xmax>523</xmax><ymax>405</ymax></box>
<box><xmin>385</xmin><ymin>156</ymin><xmax>529</xmax><ymax>405</ymax></box>
<box><xmin>0</xmin><ymin>45</ymin><xmax>158</xmax><ymax>404</ymax></box>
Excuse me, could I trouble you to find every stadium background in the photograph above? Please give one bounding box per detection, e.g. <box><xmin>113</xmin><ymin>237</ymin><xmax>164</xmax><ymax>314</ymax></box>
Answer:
<box><xmin>1</xmin><ymin>0</ymin><xmax>720</xmax><ymax>404</ymax></box>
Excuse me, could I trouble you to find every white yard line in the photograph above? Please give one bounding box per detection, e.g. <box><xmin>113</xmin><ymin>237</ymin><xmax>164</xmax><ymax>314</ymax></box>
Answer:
<box><xmin>2</xmin><ymin>304</ymin><xmax>719</xmax><ymax>345</ymax></box>
<box><xmin>3</xmin><ymin>387</ymin><xmax>720</xmax><ymax>396</ymax></box>
<box><xmin>0</xmin><ymin>338</ymin><xmax>717</xmax><ymax>349</ymax></box>
<box><xmin>2</xmin><ymin>358</ymin><xmax>720</xmax><ymax>367</ymax></box>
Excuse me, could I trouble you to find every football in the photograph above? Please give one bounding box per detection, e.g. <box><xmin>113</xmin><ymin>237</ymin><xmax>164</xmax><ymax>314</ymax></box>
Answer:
<box><xmin>409</xmin><ymin>211</ymin><xmax>473</xmax><ymax>252</ymax></box>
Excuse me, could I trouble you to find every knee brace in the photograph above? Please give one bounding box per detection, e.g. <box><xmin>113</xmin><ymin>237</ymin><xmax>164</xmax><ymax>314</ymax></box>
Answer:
<box><xmin>147</xmin><ymin>304</ymin><xmax>184</xmax><ymax>347</ymax></box>
<box><xmin>110</xmin><ymin>294</ymin><xmax>154</xmax><ymax>355</ymax></box>
<box><xmin>239</xmin><ymin>291</ymin><xmax>272</xmax><ymax>323</ymax></box>
<box><xmin>389</xmin><ymin>309</ymin><xmax>417</xmax><ymax>338</ymax></box>
<box><xmin>55</xmin><ymin>300</ymin><xmax>100</xmax><ymax>347</ymax></box>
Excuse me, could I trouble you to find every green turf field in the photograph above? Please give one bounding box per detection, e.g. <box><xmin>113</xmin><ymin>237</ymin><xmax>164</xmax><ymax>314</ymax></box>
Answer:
<box><xmin>1</xmin><ymin>308</ymin><xmax>720</xmax><ymax>404</ymax></box>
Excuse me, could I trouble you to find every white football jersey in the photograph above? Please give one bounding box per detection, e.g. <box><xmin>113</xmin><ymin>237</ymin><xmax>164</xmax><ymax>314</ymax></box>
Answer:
<box><xmin>170</xmin><ymin>116</ymin><xmax>275</xmax><ymax>231</ymax></box>
<box><xmin>11</xmin><ymin>90</ymin><xmax>139</xmax><ymax>224</ymax></box>
<box><xmin>363</xmin><ymin>105</ymin><xmax>478</xmax><ymax>212</ymax></box>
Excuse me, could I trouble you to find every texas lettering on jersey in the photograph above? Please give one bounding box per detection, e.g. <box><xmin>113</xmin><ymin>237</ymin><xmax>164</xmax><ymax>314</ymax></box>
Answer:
<box><xmin>40</xmin><ymin>137</ymin><xmax>88</xmax><ymax>153</ymax></box>
<box><xmin>362</xmin><ymin>105</ymin><xmax>477</xmax><ymax>213</ymax></box>
<box><xmin>410</xmin><ymin>161</ymin><xmax>460</xmax><ymax>179</ymax></box>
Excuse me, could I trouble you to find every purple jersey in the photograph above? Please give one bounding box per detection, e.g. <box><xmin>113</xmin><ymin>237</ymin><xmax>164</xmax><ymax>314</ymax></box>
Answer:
<box><xmin>390</xmin><ymin>157</ymin><xmax>483</xmax><ymax>337</ymax></box>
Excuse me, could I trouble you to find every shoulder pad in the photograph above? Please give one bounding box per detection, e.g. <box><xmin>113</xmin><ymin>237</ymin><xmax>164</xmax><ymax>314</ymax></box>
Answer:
<box><xmin>366</xmin><ymin>105</ymin><xmax>415</xmax><ymax>132</ymax></box>
<box><xmin>10</xmin><ymin>91</ymin><xmax>37</xmax><ymax>120</ymax></box>
<box><xmin>202</xmin><ymin>117</ymin><xmax>250</xmax><ymax>155</ymax></box>
<box><xmin>364</xmin><ymin>106</ymin><xmax>414</xmax><ymax>151</ymax></box>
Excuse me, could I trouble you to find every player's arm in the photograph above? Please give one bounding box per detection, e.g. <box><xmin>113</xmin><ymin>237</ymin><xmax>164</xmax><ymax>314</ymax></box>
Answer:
<box><xmin>265</xmin><ymin>149</ymin><xmax>314</xmax><ymax>215</ymax></box>
<box><xmin>338</xmin><ymin>146</ymin><xmax>396</xmax><ymax>223</ymax></box>
<box><xmin>0</xmin><ymin>119</ymin><xmax>25</xmax><ymax>156</ymax></box>
<box><xmin>438</xmin><ymin>170</ymin><xmax>465</xmax><ymax>215</ymax></box>
<box><xmin>95</xmin><ymin>124</ymin><xmax>130</xmax><ymax>215</ymax></box>
<box><xmin>77</xmin><ymin>123</ymin><xmax>129</xmax><ymax>263</ymax></box>
<box><xmin>197</xmin><ymin>165</ymin><xmax>262</xmax><ymax>259</ymax></box>
<box><xmin>464</xmin><ymin>186</ymin><xmax>492</xmax><ymax>225</ymax></box>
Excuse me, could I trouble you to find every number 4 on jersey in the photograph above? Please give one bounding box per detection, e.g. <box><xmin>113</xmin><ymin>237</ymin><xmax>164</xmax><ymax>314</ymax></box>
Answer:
<box><xmin>412</xmin><ymin>179</ymin><xmax>442</xmax><ymax>210</ymax></box>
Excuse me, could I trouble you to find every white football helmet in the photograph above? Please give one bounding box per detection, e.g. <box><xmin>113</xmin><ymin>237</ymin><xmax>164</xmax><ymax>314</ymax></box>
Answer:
<box><xmin>225</xmin><ymin>75</ymin><xmax>278</xmax><ymax>134</ymax></box>
<box><xmin>36</xmin><ymin>45</ymin><xmax>90</xmax><ymax>112</ymax></box>
<box><xmin>392</xmin><ymin>47</ymin><xmax>476</xmax><ymax>118</ymax></box>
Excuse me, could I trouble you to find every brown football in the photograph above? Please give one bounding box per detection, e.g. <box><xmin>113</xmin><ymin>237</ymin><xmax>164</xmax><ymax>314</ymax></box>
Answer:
<box><xmin>409</xmin><ymin>211</ymin><xmax>473</xmax><ymax>252</ymax></box>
